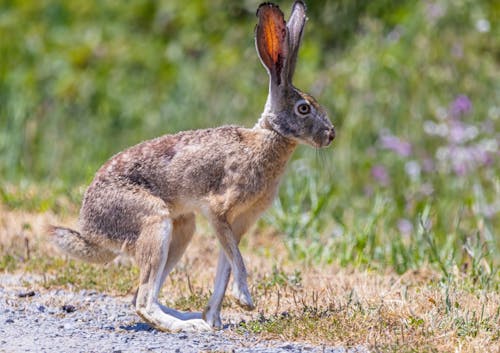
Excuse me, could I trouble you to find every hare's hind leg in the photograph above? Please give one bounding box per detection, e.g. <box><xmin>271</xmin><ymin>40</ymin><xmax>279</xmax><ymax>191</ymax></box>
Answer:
<box><xmin>134</xmin><ymin>216</ymin><xmax>210</xmax><ymax>332</ymax></box>
<box><xmin>160</xmin><ymin>214</ymin><xmax>196</xmax><ymax>283</ymax></box>
<box><xmin>156</xmin><ymin>214</ymin><xmax>205</xmax><ymax>321</ymax></box>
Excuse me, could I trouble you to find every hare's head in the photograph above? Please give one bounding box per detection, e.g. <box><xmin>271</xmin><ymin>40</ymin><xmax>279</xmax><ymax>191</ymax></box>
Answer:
<box><xmin>256</xmin><ymin>1</ymin><xmax>335</xmax><ymax>148</ymax></box>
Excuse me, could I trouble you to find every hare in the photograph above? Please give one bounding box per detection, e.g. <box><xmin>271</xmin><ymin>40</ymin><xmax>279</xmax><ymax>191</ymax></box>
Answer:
<box><xmin>50</xmin><ymin>1</ymin><xmax>334</xmax><ymax>332</ymax></box>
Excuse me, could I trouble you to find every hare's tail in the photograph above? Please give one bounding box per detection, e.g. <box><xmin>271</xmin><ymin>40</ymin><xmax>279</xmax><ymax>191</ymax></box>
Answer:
<box><xmin>48</xmin><ymin>225</ymin><xmax>117</xmax><ymax>264</ymax></box>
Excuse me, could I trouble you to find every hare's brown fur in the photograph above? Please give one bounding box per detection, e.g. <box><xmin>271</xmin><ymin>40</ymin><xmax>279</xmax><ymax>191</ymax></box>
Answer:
<box><xmin>80</xmin><ymin>127</ymin><xmax>296</xmax><ymax>255</ymax></box>
<box><xmin>50</xmin><ymin>1</ymin><xmax>334</xmax><ymax>332</ymax></box>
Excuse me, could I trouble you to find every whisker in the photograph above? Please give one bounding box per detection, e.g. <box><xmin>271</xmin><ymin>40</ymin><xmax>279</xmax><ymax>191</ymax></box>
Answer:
<box><xmin>315</xmin><ymin>148</ymin><xmax>333</xmax><ymax>179</ymax></box>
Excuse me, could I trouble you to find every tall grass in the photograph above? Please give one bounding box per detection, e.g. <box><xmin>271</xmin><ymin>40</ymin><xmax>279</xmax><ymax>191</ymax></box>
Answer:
<box><xmin>0</xmin><ymin>0</ymin><xmax>498</xmax><ymax>281</ymax></box>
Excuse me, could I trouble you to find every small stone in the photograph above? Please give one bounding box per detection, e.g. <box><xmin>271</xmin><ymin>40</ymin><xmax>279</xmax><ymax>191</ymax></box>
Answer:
<box><xmin>63</xmin><ymin>323</ymin><xmax>75</xmax><ymax>330</ymax></box>
<box><xmin>17</xmin><ymin>290</ymin><xmax>35</xmax><ymax>298</ymax></box>
<box><xmin>5</xmin><ymin>319</ymin><xmax>14</xmax><ymax>323</ymax></box>
<box><xmin>62</xmin><ymin>305</ymin><xmax>77</xmax><ymax>313</ymax></box>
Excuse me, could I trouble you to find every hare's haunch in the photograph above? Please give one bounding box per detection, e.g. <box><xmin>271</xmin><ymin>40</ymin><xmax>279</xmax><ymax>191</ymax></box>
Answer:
<box><xmin>50</xmin><ymin>1</ymin><xmax>334</xmax><ymax>332</ymax></box>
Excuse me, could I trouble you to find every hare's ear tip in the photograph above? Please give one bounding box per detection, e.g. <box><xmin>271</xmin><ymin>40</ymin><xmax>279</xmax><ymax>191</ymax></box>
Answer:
<box><xmin>258</xmin><ymin>2</ymin><xmax>278</xmax><ymax>9</ymax></box>
<box><xmin>256</xmin><ymin>2</ymin><xmax>280</xmax><ymax>15</ymax></box>
<box><xmin>292</xmin><ymin>1</ymin><xmax>307</xmax><ymax>12</ymax></box>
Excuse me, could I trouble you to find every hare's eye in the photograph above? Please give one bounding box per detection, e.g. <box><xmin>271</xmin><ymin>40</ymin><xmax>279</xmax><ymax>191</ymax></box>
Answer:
<box><xmin>297</xmin><ymin>103</ymin><xmax>311</xmax><ymax>115</ymax></box>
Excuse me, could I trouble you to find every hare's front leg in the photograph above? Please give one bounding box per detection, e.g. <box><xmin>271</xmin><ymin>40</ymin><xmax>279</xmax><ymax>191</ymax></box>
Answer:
<box><xmin>204</xmin><ymin>210</ymin><xmax>261</xmax><ymax>328</ymax></box>
<box><xmin>209</xmin><ymin>217</ymin><xmax>254</xmax><ymax>310</ymax></box>
<box><xmin>203</xmin><ymin>250</ymin><xmax>231</xmax><ymax>328</ymax></box>
<box><xmin>134</xmin><ymin>216</ymin><xmax>210</xmax><ymax>332</ymax></box>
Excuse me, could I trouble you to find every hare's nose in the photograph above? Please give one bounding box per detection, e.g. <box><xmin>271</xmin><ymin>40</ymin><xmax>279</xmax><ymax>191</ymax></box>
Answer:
<box><xmin>327</xmin><ymin>126</ymin><xmax>335</xmax><ymax>143</ymax></box>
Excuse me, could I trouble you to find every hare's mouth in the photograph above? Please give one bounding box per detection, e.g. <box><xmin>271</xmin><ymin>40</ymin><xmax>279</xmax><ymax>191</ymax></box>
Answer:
<box><xmin>313</xmin><ymin>126</ymin><xmax>335</xmax><ymax>148</ymax></box>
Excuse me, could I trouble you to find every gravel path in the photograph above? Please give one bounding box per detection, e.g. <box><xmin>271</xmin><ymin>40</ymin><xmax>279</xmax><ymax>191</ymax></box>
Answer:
<box><xmin>0</xmin><ymin>275</ymin><xmax>368</xmax><ymax>353</ymax></box>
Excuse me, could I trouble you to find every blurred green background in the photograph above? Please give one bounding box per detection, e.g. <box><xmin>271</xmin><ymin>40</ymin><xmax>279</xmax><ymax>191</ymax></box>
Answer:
<box><xmin>0</xmin><ymin>0</ymin><xmax>499</xmax><ymax>278</ymax></box>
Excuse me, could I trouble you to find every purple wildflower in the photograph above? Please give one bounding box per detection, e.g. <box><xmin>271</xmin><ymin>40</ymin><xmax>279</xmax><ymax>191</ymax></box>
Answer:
<box><xmin>425</xmin><ymin>2</ymin><xmax>445</xmax><ymax>22</ymax></box>
<box><xmin>371</xmin><ymin>165</ymin><xmax>390</xmax><ymax>186</ymax></box>
<box><xmin>397</xmin><ymin>219</ymin><xmax>413</xmax><ymax>235</ymax></box>
<box><xmin>452</xmin><ymin>159</ymin><xmax>469</xmax><ymax>176</ymax></box>
<box><xmin>448</xmin><ymin>120</ymin><xmax>478</xmax><ymax>144</ymax></box>
<box><xmin>420</xmin><ymin>183</ymin><xmax>434</xmax><ymax>196</ymax></box>
<box><xmin>422</xmin><ymin>158</ymin><xmax>435</xmax><ymax>173</ymax></box>
<box><xmin>380</xmin><ymin>134</ymin><xmax>412</xmax><ymax>157</ymax></box>
<box><xmin>436</xmin><ymin>137</ymin><xmax>498</xmax><ymax>177</ymax></box>
<box><xmin>422</xmin><ymin>94</ymin><xmax>497</xmax><ymax>177</ymax></box>
<box><xmin>451</xmin><ymin>42</ymin><xmax>463</xmax><ymax>58</ymax></box>
<box><xmin>450</xmin><ymin>94</ymin><xmax>472</xmax><ymax>118</ymax></box>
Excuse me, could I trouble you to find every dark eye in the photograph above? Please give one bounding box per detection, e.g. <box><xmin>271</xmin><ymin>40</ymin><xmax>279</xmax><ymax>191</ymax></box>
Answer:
<box><xmin>297</xmin><ymin>103</ymin><xmax>310</xmax><ymax>115</ymax></box>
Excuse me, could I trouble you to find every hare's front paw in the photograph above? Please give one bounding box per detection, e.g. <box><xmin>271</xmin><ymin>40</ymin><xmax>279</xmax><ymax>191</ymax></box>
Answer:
<box><xmin>231</xmin><ymin>283</ymin><xmax>255</xmax><ymax>311</ymax></box>
<box><xmin>203</xmin><ymin>308</ymin><xmax>222</xmax><ymax>329</ymax></box>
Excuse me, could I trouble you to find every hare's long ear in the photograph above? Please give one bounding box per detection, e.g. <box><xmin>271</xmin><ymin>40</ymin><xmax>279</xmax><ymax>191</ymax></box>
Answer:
<box><xmin>286</xmin><ymin>0</ymin><xmax>307</xmax><ymax>83</ymax></box>
<box><xmin>255</xmin><ymin>3</ymin><xmax>288</xmax><ymax>88</ymax></box>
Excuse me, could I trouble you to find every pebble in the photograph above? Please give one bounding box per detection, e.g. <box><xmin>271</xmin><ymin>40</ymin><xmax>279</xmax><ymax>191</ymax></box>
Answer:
<box><xmin>17</xmin><ymin>290</ymin><xmax>36</xmax><ymax>298</ymax></box>
<box><xmin>62</xmin><ymin>304</ymin><xmax>77</xmax><ymax>313</ymax></box>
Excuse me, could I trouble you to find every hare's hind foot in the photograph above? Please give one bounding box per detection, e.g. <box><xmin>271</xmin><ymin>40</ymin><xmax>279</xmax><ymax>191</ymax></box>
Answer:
<box><xmin>134</xmin><ymin>215</ymin><xmax>211</xmax><ymax>332</ymax></box>
<box><xmin>137</xmin><ymin>304</ymin><xmax>212</xmax><ymax>332</ymax></box>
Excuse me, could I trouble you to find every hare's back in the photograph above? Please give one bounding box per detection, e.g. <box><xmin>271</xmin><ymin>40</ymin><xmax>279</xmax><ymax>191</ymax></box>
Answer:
<box><xmin>83</xmin><ymin>125</ymin><xmax>264</xmax><ymax>210</ymax></box>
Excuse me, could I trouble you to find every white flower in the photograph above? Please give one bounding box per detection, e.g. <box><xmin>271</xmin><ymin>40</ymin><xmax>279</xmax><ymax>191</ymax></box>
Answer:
<box><xmin>423</xmin><ymin>121</ymin><xmax>448</xmax><ymax>137</ymax></box>
<box><xmin>405</xmin><ymin>160</ymin><xmax>421</xmax><ymax>181</ymax></box>
<box><xmin>476</xmin><ymin>19</ymin><xmax>490</xmax><ymax>33</ymax></box>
